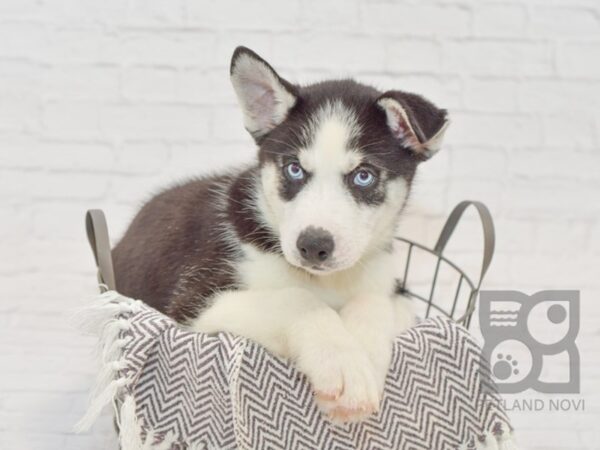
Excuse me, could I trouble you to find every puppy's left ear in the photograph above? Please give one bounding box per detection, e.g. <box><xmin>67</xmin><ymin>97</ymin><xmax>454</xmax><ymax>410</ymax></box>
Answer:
<box><xmin>377</xmin><ymin>91</ymin><xmax>449</xmax><ymax>159</ymax></box>
<box><xmin>230</xmin><ymin>46</ymin><xmax>298</xmax><ymax>140</ymax></box>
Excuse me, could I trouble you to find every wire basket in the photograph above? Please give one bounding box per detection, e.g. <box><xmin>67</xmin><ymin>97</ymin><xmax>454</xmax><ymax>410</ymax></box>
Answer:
<box><xmin>394</xmin><ymin>201</ymin><xmax>495</xmax><ymax>329</ymax></box>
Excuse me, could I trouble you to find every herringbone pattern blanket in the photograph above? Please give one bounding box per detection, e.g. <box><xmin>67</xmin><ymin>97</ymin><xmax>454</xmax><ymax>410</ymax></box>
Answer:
<box><xmin>76</xmin><ymin>291</ymin><xmax>517</xmax><ymax>450</ymax></box>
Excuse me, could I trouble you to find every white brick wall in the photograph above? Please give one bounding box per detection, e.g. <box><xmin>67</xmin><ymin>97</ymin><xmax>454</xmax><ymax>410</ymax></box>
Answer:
<box><xmin>0</xmin><ymin>0</ymin><xmax>599</xmax><ymax>448</ymax></box>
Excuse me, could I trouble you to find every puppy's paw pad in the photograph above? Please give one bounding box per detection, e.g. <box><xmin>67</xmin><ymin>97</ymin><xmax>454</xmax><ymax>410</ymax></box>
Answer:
<box><xmin>300</xmin><ymin>347</ymin><xmax>381</xmax><ymax>423</ymax></box>
<box><xmin>314</xmin><ymin>389</ymin><xmax>341</xmax><ymax>402</ymax></box>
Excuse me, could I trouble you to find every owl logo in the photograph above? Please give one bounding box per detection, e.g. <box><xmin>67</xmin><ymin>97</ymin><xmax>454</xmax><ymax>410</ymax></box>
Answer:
<box><xmin>479</xmin><ymin>290</ymin><xmax>579</xmax><ymax>394</ymax></box>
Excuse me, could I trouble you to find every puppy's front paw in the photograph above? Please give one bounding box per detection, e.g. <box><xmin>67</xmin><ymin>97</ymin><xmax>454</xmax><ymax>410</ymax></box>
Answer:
<box><xmin>369</xmin><ymin>342</ymin><xmax>393</xmax><ymax>395</ymax></box>
<box><xmin>297</xmin><ymin>344</ymin><xmax>380</xmax><ymax>423</ymax></box>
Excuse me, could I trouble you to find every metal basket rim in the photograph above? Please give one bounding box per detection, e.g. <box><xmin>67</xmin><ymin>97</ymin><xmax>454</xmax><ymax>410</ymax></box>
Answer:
<box><xmin>394</xmin><ymin>236</ymin><xmax>479</xmax><ymax>327</ymax></box>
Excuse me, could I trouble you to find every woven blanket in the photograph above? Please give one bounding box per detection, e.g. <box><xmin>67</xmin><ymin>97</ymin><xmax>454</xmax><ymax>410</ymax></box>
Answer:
<box><xmin>76</xmin><ymin>291</ymin><xmax>518</xmax><ymax>450</ymax></box>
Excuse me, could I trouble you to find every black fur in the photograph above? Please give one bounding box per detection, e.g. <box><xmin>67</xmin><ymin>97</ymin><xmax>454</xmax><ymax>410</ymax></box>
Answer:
<box><xmin>112</xmin><ymin>168</ymin><xmax>275</xmax><ymax>323</ymax></box>
<box><xmin>257</xmin><ymin>78</ymin><xmax>443</xmax><ymax>206</ymax></box>
<box><xmin>113</xmin><ymin>47</ymin><xmax>447</xmax><ymax>323</ymax></box>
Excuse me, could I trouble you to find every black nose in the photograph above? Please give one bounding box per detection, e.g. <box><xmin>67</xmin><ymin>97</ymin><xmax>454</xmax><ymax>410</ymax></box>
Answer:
<box><xmin>296</xmin><ymin>227</ymin><xmax>335</xmax><ymax>265</ymax></box>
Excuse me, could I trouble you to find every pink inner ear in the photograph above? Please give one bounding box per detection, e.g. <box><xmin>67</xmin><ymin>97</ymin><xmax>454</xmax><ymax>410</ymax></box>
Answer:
<box><xmin>254</xmin><ymin>88</ymin><xmax>277</xmax><ymax>129</ymax></box>
<box><xmin>243</xmin><ymin>79</ymin><xmax>277</xmax><ymax>129</ymax></box>
<box><xmin>389</xmin><ymin>107</ymin><xmax>410</xmax><ymax>140</ymax></box>
<box><xmin>392</xmin><ymin>108</ymin><xmax>410</xmax><ymax>140</ymax></box>
<box><xmin>384</xmin><ymin>102</ymin><xmax>422</xmax><ymax>150</ymax></box>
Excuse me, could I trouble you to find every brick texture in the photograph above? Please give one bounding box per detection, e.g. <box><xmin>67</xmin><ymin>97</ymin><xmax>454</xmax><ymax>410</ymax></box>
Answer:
<box><xmin>0</xmin><ymin>0</ymin><xmax>599</xmax><ymax>449</ymax></box>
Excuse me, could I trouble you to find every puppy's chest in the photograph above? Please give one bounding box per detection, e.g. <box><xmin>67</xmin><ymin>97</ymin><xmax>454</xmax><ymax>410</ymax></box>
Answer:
<box><xmin>234</xmin><ymin>244</ymin><xmax>395</xmax><ymax>309</ymax></box>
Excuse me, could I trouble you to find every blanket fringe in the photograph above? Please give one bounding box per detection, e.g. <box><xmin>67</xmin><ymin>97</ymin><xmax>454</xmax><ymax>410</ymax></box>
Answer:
<box><xmin>71</xmin><ymin>290</ymin><xmax>141</xmax><ymax>335</ymax></box>
<box><xmin>119</xmin><ymin>395</ymin><xmax>178</xmax><ymax>450</ymax></box>
<box><xmin>459</xmin><ymin>424</ymin><xmax>520</xmax><ymax>450</ymax></box>
<box><xmin>73</xmin><ymin>291</ymin><xmax>141</xmax><ymax>433</ymax></box>
<box><xmin>74</xmin><ymin>291</ymin><xmax>187</xmax><ymax>448</ymax></box>
<box><xmin>497</xmin><ymin>432</ymin><xmax>520</xmax><ymax>450</ymax></box>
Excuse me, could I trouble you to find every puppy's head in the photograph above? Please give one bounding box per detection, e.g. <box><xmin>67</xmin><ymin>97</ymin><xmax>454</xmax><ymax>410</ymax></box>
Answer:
<box><xmin>230</xmin><ymin>46</ymin><xmax>449</xmax><ymax>275</ymax></box>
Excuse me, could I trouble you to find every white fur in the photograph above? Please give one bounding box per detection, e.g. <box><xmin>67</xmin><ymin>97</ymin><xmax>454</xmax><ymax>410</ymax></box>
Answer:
<box><xmin>260</xmin><ymin>101</ymin><xmax>409</xmax><ymax>274</ymax></box>
<box><xmin>190</xmin><ymin>102</ymin><xmax>417</xmax><ymax>422</ymax></box>
<box><xmin>191</xmin><ymin>241</ymin><xmax>415</xmax><ymax>421</ymax></box>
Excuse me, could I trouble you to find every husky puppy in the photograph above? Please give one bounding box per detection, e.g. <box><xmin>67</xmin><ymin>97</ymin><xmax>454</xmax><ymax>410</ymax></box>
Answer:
<box><xmin>113</xmin><ymin>46</ymin><xmax>449</xmax><ymax>423</ymax></box>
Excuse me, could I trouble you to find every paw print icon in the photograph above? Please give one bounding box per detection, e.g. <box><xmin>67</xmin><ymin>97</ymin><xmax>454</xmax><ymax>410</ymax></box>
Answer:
<box><xmin>479</xmin><ymin>290</ymin><xmax>579</xmax><ymax>394</ymax></box>
<box><xmin>494</xmin><ymin>354</ymin><xmax>519</xmax><ymax>380</ymax></box>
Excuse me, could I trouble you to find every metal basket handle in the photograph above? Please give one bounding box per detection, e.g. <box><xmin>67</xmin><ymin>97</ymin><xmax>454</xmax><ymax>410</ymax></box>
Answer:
<box><xmin>86</xmin><ymin>209</ymin><xmax>116</xmax><ymax>293</ymax></box>
<box><xmin>433</xmin><ymin>201</ymin><xmax>495</xmax><ymax>325</ymax></box>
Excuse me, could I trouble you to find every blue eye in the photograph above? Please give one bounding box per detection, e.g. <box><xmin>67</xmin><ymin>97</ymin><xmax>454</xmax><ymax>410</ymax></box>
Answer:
<box><xmin>353</xmin><ymin>169</ymin><xmax>375</xmax><ymax>187</ymax></box>
<box><xmin>285</xmin><ymin>162</ymin><xmax>305</xmax><ymax>181</ymax></box>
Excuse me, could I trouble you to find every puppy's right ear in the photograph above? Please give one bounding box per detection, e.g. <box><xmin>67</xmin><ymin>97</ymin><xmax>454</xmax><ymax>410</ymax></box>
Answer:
<box><xmin>230</xmin><ymin>46</ymin><xmax>298</xmax><ymax>140</ymax></box>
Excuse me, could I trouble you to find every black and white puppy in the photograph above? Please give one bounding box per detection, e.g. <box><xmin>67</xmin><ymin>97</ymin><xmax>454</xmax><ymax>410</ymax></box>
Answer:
<box><xmin>113</xmin><ymin>46</ymin><xmax>449</xmax><ymax>423</ymax></box>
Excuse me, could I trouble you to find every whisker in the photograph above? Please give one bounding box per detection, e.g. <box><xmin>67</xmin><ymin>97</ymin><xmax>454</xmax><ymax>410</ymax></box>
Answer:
<box><xmin>263</xmin><ymin>137</ymin><xmax>299</xmax><ymax>152</ymax></box>
<box><xmin>359</xmin><ymin>139</ymin><xmax>388</xmax><ymax>150</ymax></box>
<box><xmin>288</xmin><ymin>127</ymin><xmax>307</xmax><ymax>146</ymax></box>
<box><xmin>260</xmin><ymin>149</ymin><xmax>292</xmax><ymax>158</ymax></box>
